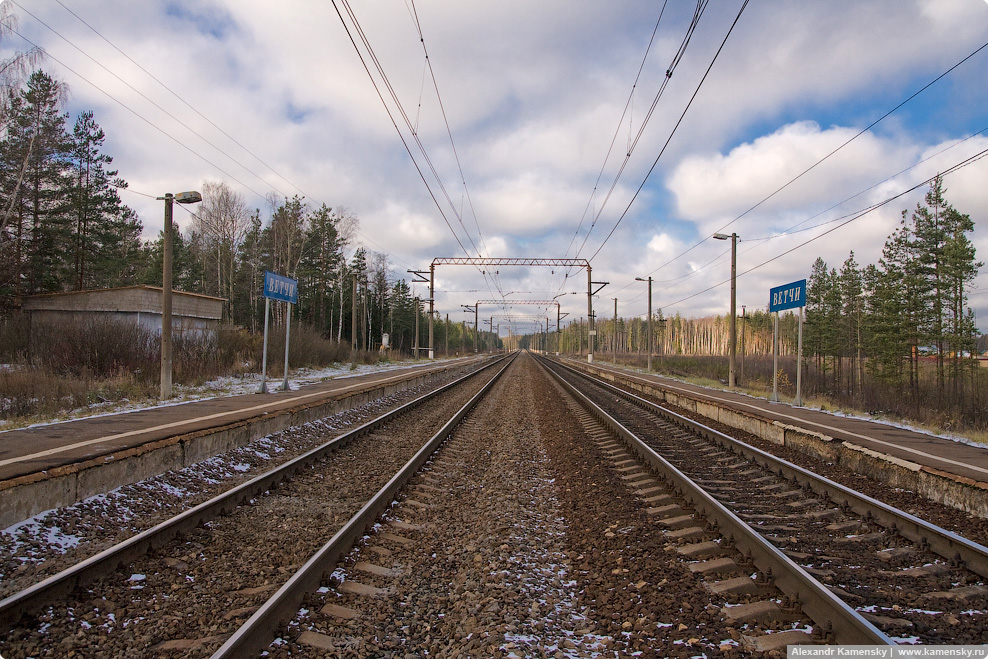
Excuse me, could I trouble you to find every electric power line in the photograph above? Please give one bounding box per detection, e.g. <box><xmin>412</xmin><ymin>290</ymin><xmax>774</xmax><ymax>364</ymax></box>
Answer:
<box><xmin>586</xmin><ymin>0</ymin><xmax>750</xmax><ymax>264</ymax></box>
<box><xmin>643</xmin><ymin>37</ymin><xmax>988</xmax><ymax>281</ymax></box>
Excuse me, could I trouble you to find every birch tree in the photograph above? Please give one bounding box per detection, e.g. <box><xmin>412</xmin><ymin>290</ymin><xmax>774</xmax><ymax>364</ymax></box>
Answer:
<box><xmin>189</xmin><ymin>180</ymin><xmax>251</xmax><ymax>321</ymax></box>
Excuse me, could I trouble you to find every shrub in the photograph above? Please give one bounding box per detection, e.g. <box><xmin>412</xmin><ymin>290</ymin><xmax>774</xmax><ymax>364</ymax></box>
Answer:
<box><xmin>29</xmin><ymin>316</ymin><xmax>158</xmax><ymax>383</ymax></box>
<box><xmin>259</xmin><ymin>324</ymin><xmax>358</xmax><ymax>374</ymax></box>
<box><xmin>0</xmin><ymin>314</ymin><xmax>30</xmax><ymax>362</ymax></box>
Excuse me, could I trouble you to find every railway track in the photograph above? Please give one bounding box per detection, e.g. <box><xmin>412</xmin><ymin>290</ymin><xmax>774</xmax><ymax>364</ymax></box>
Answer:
<box><xmin>225</xmin><ymin>353</ymin><xmax>881</xmax><ymax>657</ymax></box>
<box><xmin>0</xmin><ymin>355</ymin><xmax>510</xmax><ymax>658</ymax></box>
<box><xmin>538</xmin><ymin>354</ymin><xmax>988</xmax><ymax>646</ymax></box>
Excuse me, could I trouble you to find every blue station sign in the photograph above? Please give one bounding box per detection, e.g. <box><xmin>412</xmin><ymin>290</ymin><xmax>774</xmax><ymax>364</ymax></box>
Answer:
<box><xmin>769</xmin><ymin>278</ymin><xmax>806</xmax><ymax>313</ymax></box>
<box><xmin>263</xmin><ymin>270</ymin><xmax>299</xmax><ymax>304</ymax></box>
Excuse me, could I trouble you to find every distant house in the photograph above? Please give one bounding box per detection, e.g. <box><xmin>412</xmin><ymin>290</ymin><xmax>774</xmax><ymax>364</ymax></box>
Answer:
<box><xmin>20</xmin><ymin>285</ymin><xmax>226</xmax><ymax>338</ymax></box>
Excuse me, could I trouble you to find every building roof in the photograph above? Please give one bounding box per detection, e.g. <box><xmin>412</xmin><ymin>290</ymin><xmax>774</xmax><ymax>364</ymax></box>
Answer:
<box><xmin>20</xmin><ymin>285</ymin><xmax>225</xmax><ymax>303</ymax></box>
<box><xmin>20</xmin><ymin>286</ymin><xmax>226</xmax><ymax>320</ymax></box>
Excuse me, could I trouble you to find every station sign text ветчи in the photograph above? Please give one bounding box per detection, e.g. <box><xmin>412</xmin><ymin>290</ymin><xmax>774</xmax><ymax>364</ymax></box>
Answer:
<box><xmin>769</xmin><ymin>278</ymin><xmax>806</xmax><ymax>313</ymax></box>
<box><xmin>263</xmin><ymin>270</ymin><xmax>298</xmax><ymax>305</ymax></box>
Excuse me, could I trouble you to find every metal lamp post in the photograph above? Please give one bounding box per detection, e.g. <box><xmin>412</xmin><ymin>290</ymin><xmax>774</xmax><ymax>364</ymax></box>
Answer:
<box><xmin>158</xmin><ymin>190</ymin><xmax>202</xmax><ymax>400</ymax></box>
<box><xmin>713</xmin><ymin>232</ymin><xmax>738</xmax><ymax>389</ymax></box>
<box><xmin>635</xmin><ymin>276</ymin><xmax>653</xmax><ymax>372</ymax></box>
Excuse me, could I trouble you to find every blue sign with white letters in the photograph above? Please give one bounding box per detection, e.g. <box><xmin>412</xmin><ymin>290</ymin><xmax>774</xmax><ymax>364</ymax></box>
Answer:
<box><xmin>263</xmin><ymin>271</ymin><xmax>298</xmax><ymax>304</ymax></box>
<box><xmin>769</xmin><ymin>279</ymin><xmax>806</xmax><ymax>313</ymax></box>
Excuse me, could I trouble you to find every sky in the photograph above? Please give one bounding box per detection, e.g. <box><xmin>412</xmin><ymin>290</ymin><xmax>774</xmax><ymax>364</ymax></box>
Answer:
<box><xmin>5</xmin><ymin>0</ymin><xmax>988</xmax><ymax>336</ymax></box>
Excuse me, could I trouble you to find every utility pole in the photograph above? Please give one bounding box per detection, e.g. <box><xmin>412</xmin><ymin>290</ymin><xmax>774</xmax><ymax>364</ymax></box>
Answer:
<box><xmin>414</xmin><ymin>297</ymin><xmax>420</xmax><ymax>359</ymax></box>
<box><xmin>556</xmin><ymin>304</ymin><xmax>561</xmax><ymax>356</ymax></box>
<box><xmin>587</xmin><ymin>266</ymin><xmax>594</xmax><ymax>363</ymax></box>
<box><xmin>740</xmin><ymin>305</ymin><xmax>746</xmax><ymax>386</ymax></box>
<box><xmin>407</xmin><ymin>268</ymin><xmax>433</xmax><ymax>359</ymax></box>
<box><xmin>350</xmin><ymin>274</ymin><xmax>357</xmax><ymax>368</ymax></box>
<box><xmin>636</xmin><ymin>276</ymin><xmax>653</xmax><ymax>372</ymax></box>
<box><xmin>160</xmin><ymin>194</ymin><xmax>175</xmax><ymax>400</ymax></box>
<box><xmin>158</xmin><ymin>190</ymin><xmax>201</xmax><ymax>400</ymax></box>
<box><xmin>613</xmin><ymin>297</ymin><xmax>618</xmax><ymax>363</ymax></box>
<box><xmin>713</xmin><ymin>232</ymin><xmax>738</xmax><ymax>388</ymax></box>
<box><xmin>362</xmin><ymin>275</ymin><xmax>368</xmax><ymax>352</ymax></box>
<box><xmin>429</xmin><ymin>263</ymin><xmax>435</xmax><ymax>359</ymax></box>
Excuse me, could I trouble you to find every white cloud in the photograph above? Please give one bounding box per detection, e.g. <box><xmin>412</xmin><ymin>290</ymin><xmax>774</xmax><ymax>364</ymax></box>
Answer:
<box><xmin>667</xmin><ymin>121</ymin><xmax>920</xmax><ymax>226</ymax></box>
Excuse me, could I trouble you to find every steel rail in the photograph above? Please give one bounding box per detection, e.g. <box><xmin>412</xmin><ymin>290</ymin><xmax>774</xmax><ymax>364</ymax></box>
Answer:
<box><xmin>550</xmin><ymin>357</ymin><xmax>988</xmax><ymax>580</ymax></box>
<box><xmin>536</xmin><ymin>355</ymin><xmax>892</xmax><ymax>646</ymax></box>
<box><xmin>0</xmin><ymin>355</ymin><xmax>506</xmax><ymax>629</ymax></box>
<box><xmin>210</xmin><ymin>353</ymin><xmax>517</xmax><ymax>657</ymax></box>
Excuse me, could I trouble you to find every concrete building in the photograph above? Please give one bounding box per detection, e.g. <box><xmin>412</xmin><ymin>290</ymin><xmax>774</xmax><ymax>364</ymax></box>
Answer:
<box><xmin>20</xmin><ymin>285</ymin><xmax>225</xmax><ymax>338</ymax></box>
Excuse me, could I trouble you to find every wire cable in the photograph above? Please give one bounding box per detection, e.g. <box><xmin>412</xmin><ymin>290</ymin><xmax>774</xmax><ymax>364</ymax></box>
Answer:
<box><xmin>13</xmin><ymin>1</ymin><xmax>295</xmax><ymax>202</ymax></box>
<box><xmin>49</xmin><ymin>0</ymin><xmax>309</xmax><ymax>199</ymax></box>
<box><xmin>586</xmin><ymin>0</ymin><xmax>750</xmax><ymax>263</ymax></box>
<box><xmin>8</xmin><ymin>26</ymin><xmax>273</xmax><ymax>202</ymax></box>
<box><xmin>645</xmin><ymin>37</ymin><xmax>988</xmax><ymax>281</ymax></box>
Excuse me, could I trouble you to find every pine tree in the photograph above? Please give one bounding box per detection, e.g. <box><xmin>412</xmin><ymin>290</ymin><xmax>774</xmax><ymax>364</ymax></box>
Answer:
<box><xmin>906</xmin><ymin>176</ymin><xmax>981</xmax><ymax>401</ymax></box>
<box><xmin>805</xmin><ymin>257</ymin><xmax>830</xmax><ymax>372</ymax></box>
<box><xmin>69</xmin><ymin>110</ymin><xmax>141</xmax><ymax>289</ymax></box>
<box><xmin>233</xmin><ymin>210</ymin><xmax>264</xmax><ymax>331</ymax></box>
<box><xmin>0</xmin><ymin>71</ymin><xmax>72</xmax><ymax>297</ymax></box>
<box><xmin>838</xmin><ymin>252</ymin><xmax>863</xmax><ymax>394</ymax></box>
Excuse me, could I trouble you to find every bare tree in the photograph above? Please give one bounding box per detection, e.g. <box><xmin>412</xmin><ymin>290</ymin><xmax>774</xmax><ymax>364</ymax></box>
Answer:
<box><xmin>189</xmin><ymin>180</ymin><xmax>251</xmax><ymax>321</ymax></box>
<box><xmin>0</xmin><ymin>1</ymin><xmax>45</xmax><ymax>130</ymax></box>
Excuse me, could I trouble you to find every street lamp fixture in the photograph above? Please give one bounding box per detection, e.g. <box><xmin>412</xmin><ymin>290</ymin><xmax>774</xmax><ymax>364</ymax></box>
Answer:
<box><xmin>158</xmin><ymin>190</ymin><xmax>202</xmax><ymax>400</ymax></box>
<box><xmin>713</xmin><ymin>232</ymin><xmax>738</xmax><ymax>388</ymax></box>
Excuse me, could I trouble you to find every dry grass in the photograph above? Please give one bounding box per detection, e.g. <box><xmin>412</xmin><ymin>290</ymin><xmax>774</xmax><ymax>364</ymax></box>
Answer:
<box><xmin>0</xmin><ymin>316</ymin><xmax>382</xmax><ymax>428</ymax></box>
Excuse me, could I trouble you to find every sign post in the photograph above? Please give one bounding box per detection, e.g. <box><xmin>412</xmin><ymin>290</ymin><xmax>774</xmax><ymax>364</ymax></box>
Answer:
<box><xmin>259</xmin><ymin>271</ymin><xmax>299</xmax><ymax>393</ymax></box>
<box><xmin>768</xmin><ymin>279</ymin><xmax>806</xmax><ymax>405</ymax></box>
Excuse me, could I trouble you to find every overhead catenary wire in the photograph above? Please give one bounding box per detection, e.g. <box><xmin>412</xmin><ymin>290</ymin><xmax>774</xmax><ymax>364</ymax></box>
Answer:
<box><xmin>572</xmin><ymin>1</ymin><xmax>713</xmax><ymax>266</ymax></box>
<box><xmin>572</xmin><ymin>0</ymin><xmax>713</xmax><ymax>264</ymax></box>
<box><xmin>586</xmin><ymin>0</ymin><xmax>750</xmax><ymax>264</ymax></box>
<box><xmin>408</xmin><ymin>0</ymin><xmax>490</xmax><ymax>262</ymax></box>
<box><xmin>332</xmin><ymin>0</ymin><xmax>505</xmax><ymax>305</ymax></box>
<box><xmin>329</xmin><ymin>0</ymin><xmax>473</xmax><ymax>258</ymax></box>
<box><xmin>333</xmin><ymin>0</ymin><xmax>482</xmax><ymax>259</ymax></box>
<box><xmin>405</xmin><ymin>0</ymin><xmax>503</xmax><ymax>303</ymax></box>
<box><xmin>564</xmin><ymin>0</ymin><xmax>669</xmax><ymax>260</ymax></box>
